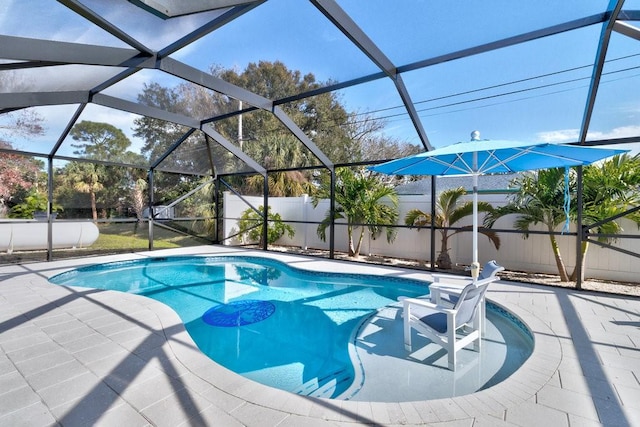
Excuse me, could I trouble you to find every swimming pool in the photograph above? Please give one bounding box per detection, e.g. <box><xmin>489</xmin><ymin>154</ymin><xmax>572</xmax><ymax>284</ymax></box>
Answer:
<box><xmin>50</xmin><ymin>255</ymin><xmax>533</xmax><ymax>401</ymax></box>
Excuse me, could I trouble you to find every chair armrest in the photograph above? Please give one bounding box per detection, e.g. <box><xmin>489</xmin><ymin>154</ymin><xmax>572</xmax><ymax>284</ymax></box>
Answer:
<box><xmin>430</xmin><ymin>276</ymin><xmax>498</xmax><ymax>305</ymax></box>
<box><xmin>430</xmin><ymin>283</ymin><xmax>466</xmax><ymax>294</ymax></box>
<box><xmin>431</xmin><ymin>276</ymin><xmax>498</xmax><ymax>290</ymax></box>
<box><xmin>431</xmin><ymin>273</ymin><xmax>469</xmax><ymax>283</ymax></box>
<box><xmin>397</xmin><ymin>295</ymin><xmax>429</xmax><ymax>302</ymax></box>
<box><xmin>402</xmin><ymin>297</ymin><xmax>454</xmax><ymax>314</ymax></box>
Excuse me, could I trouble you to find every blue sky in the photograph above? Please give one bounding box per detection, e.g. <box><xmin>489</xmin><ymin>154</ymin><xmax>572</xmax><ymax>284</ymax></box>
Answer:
<box><xmin>2</xmin><ymin>0</ymin><xmax>639</xmax><ymax>158</ymax></box>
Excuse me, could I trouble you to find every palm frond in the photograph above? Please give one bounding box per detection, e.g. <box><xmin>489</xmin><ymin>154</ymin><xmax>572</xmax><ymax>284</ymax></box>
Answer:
<box><xmin>405</xmin><ymin>208</ymin><xmax>431</xmax><ymax>228</ymax></box>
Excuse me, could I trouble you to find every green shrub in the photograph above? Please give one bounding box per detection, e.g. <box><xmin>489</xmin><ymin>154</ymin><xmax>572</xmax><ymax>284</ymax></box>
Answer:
<box><xmin>9</xmin><ymin>191</ymin><xmax>63</xmax><ymax>219</ymax></box>
<box><xmin>237</xmin><ymin>206</ymin><xmax>295</xmax><ymax>245</ymax></box>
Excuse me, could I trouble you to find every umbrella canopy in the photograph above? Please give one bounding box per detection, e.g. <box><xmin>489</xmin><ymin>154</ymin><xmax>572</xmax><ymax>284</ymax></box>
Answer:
<box><xmin>371</xmin><ymin>136</ymin><xmax>626</xmax><ymax>177</ymax></box>
<box><xmin>370</xmin><ymin>132</ymin><xmax>628</xmax><ymax>266</ymax></box>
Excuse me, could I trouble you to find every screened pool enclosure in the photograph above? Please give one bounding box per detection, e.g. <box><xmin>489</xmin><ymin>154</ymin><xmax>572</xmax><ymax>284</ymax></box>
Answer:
<box><xmin>1</xmin><ymin>1</ymin><xmax>639</xmax><ymax>289</ymax></box>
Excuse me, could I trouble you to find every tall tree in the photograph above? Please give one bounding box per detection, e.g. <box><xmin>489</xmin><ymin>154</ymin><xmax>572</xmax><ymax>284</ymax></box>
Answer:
<box><xmin>63</xmin><ymin>161</ymin><xmax>105</xmax><ymax>222</ymax></box>
<box><xmin>69</xmin><ymin>121</ymin><xmax>131</xmax><ymax>160</ymax></box>
<box><xmin>133</xmin><ymin>83</ymin><xmax>208</xmax><ymax>204</ymax></box>
<box><xmin>405</xmin><ymin>187</ymin><xmax>500</xmax><ymax>269</ymax></box>
<box><xmin>134</xmin><ymin>82</ymin><xmax>196</xmax><ymax>163</ymax></box>
<box><xmin>345</xmin><ymin>111</ymin><xmax>422</xmax><ymax>163</ymax></box>
<box><xmin>313</xmin><ymin>168</ymin><xmax>399</xmax><ymax>257</ymax></box>
<box><xmin>68</xmin><ymin>121</ymin><xmax>145</xmax><ymax>218</ymax></box>
<box><xmin>134</xmin><ymin>61</ymin><xmax>417</xmax><ymax>199</ymax></box>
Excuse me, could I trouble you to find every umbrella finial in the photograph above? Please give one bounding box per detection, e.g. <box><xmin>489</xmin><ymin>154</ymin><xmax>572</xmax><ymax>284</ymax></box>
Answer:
<box><xmin>470</xmin><ymin>130</ymin><xmax>481</xmax><ymax>141</ymax></box>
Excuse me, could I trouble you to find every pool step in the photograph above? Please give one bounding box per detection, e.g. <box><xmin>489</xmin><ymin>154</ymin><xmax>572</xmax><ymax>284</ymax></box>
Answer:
<box><xmin>294</xmin><ymin>368</ymin><xmax>353</xmax><ymax>398</ymax></box>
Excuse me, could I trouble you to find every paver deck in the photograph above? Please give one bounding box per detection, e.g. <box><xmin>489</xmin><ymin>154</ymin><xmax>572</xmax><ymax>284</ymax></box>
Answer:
<box><xmin>1</xmin><ymin>246</ymin><xmax>638</xmax><ymax>426</ymax></box>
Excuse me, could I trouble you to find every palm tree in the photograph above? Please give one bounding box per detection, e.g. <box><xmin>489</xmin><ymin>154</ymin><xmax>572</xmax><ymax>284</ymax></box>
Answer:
<box><xmin>190</xmin><ymin>177</ymin><xmax>217</xmax><ymax>238</ymax></box>
<box><xmin>313</xmin><ymin>168</ymin><xmax>399</xmax><ymax>257</ymax></box>
<box><xmin>485</xmin><ymin>169</ymin><xmax>571</xmax><ymax>281</ymax></box>
<box><xmin>243</xmin><ymin>134</ymin><xmax>313</xmax><ymax>197</ymax></box>
<box><xmin>485</xmin><ymin>155</ymin><xmax>640</xmax><ymax>283</ymax></box>
<box><xmin>406</xmin><ymin>187</ymin><xmax>500</xmax><ymax>269</ymax></box>
<box><xmin>572</xmin><ymin>154</ymin><xmax>640</xmax><ymax>282</ymax></box>
<box><xmin>64</xmin><ymin>161</ymin><xmax>105</xmax><ymax>222</ymax></box>
<box><xmin>129</xmin><ymin>178</ymin><xmax>147</xmax><ymax>233</ymax></box>
<box><xmin>245</xmin><ymin>170</ymin><xmax>312</xmax><ymax>197</ymax></box>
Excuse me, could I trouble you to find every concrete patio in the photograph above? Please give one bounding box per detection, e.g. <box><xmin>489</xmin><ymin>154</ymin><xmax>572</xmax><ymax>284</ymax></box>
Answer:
<box><xmin>0</xmin><ymin>246</ymin><xmax>638</xmax><ymax>426</ymax></box>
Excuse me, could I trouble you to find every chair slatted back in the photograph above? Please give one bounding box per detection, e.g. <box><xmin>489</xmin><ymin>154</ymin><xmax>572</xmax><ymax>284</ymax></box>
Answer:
<box><xmin>453</xmin><ymin>282</ymin><xmax>490</xmax><ymax>326</ymax></box>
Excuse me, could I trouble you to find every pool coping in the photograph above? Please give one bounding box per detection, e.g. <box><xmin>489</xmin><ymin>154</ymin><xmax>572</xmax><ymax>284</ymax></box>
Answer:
<box><xmin>1</xmin><ymin>245</ymin><xmax>638</xmax><ymax>426</ymax></box>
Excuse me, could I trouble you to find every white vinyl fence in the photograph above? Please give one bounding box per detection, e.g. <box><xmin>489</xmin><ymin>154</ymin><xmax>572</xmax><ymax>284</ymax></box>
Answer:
<box><xmin>223</xmin><ymin>192</ymin><xmax>640</xmax><ymax>283</ymax></box>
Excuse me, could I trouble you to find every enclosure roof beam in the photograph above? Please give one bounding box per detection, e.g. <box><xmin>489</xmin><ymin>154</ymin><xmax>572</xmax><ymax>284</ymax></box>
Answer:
<box><xmin>90</xmin><ymin>68</ymin><xmax>146</xmax><ymax>95</ymax></box>
<box><xmin>159</xmin><ymin>57</ymin><xmax>333</xmax><ymax>170</ymax></box>
<box><xmin>395</xmin><ymin>74</ymin><xmax>432</xmax><ymax>151</ymax></box>
<box><xmin>613</xmin><ymin>20</ymin><xmax>640</xmax><ymax>41</ymax></box>
<box><xmin>151</xmin><ymin>129</ymin><xmax>197</xmax><ymax>169</ymax></box>
<box><xmin>310</xmin><ymin>0</ymin><xmax>395</xmax><ymax>76</ymax></box>
<box><xmin>0</xmin><ymin>35</ymin><xmax>145</xmax><ymax>67</ymax></box>
<box><xmin>272</xmin><ymin>106</ymin><xmax>334</xmax><ymax>169</ymax></box>
<box><xmin>202</xmin><ymin>124</ymin><xmax>266</xmax><ymax>176</ymax></box>
<box><xmin>129</xmin><ymin>0</ymin><xmax>261</xmax><ymax>19</ymax></box>
<box><xmin>398</xmin><ymin>13</ymin><xmax>608</xmax><ymax>74</ymax></box>
<box><xmin>310</xmin><ymin>0</ymin><xmax>432</xmax><ymax>151</ymax></box>
<box><xmin>187</xmin><ymin>12</ymin><xmax>617</xmax><ymax>128</ymax></box>
<box><xmin>0</xmin><ymin>60</ymin><xmax>65</xmax><ymax>71</ymax></box>
<box><xmin>0</xmin><ymin>91</ymin><xmax>89</xmax><ymax>109</ymax></box>
<box><xmin>92</xmin><ymin>93</ymin><xmax>200</xmax><ymax>128</ymax></box>
<box><xmin>58</xmin><ymin>0</ymin><xmax>154</xmax><ymax>55</ymax></box>
<box><xmin>49</xmin><ymin>104</ymin><xmax>87</xmax><ymax>158</ymax></box>
<box><xmin>158</xmin><ymin>57</ymin><xmax>273</xmax><ymax>110</ymax></box>
<box><xmin>579</xmin><ymin>0</ymin><xmax>625</xmax><ymax>143</ymax></box>
<box><xmin>618</xmin><ymin>10</ymin><xmax>640</xmax><ymax>20</ymax></box>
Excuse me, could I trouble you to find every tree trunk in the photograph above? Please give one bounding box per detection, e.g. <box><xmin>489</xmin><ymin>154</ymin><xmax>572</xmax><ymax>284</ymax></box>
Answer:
<box><xmin>90</xmin><ymin>190</ymin><xmax>98</xmax><ymax>223</ymax></box>
<box><xmin>353</xmin><ymin>227</ymin><xmax>365</xmax><ymax>257</ymax></box>
<box><xmin>347</xmin><ymin>225</ymin><xmax>356</xmax><ymax>257</ymax></box>
<box><xmin>436</xmin><ymin>251</ymin><xmax>452</xmax><ymax>270</ymax></box>
<box><xmin>569</xmin><ymin>240</ymin><xmax>589</xmax><ymax>282</ymax></box>
<box><xmin>437</xmin><ymin>232</ymin><xmax>452</xmax><ymax>269</ymax></box>
<box><xmin>549</xmin><ymin>232</ymin><xmax>570</xmax><ymax>282</ymax></box>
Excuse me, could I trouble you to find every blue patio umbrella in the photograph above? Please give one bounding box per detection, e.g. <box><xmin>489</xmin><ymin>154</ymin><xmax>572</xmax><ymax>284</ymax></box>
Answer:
<box><xmin>369</xmin><ymin>131</ymin><xmax>628</xmax><ymax>266</ymax></box>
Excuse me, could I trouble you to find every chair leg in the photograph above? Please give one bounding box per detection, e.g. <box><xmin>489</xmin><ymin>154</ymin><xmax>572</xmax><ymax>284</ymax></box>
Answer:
<box><xmin>404</xmin><ymin>316</ymin><xmax>412</xmax><ymax>351</ymax></box>
<box><xmin>447</xmin><ymin>328</ymin><xmax>456</xmax><ymax>371</ymax></box>
<box><xmin>473</xmin><ymin>309</ymin><xmax>482</xmax><ymax>352</ymax></box>
<box><xmin>473</xmin><ymin>333</ymin><xmax>481</xmax><ymax>352</ymax></box>
<box><xmin>480</xmin><ymin>299</ymin><xmax>486</xmax><ymax>337</ymax></box>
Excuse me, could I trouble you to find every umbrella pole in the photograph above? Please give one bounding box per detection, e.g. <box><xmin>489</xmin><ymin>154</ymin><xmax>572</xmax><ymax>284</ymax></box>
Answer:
<box><xmin>473</xmin><ymin>174</ymin><xmax>478</xmax><ymax>265</ymax></box>
<box><xmin>472</xmin><ymin>153</ymin><xmax>479</xmax><ymax>266</ymax></box>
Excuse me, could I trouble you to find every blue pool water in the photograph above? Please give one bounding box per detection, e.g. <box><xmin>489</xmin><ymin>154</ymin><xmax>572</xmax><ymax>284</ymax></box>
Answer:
<box><xmin>49</xmin><ymin>255</ymin><xmax>533</xmax><ymax>401</ymax></box>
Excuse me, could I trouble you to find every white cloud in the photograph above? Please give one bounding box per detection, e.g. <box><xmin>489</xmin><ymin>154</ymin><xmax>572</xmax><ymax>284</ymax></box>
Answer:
<box><xmin>586</xmin><ymin>125</ymin><xmax>640</xmax><ymax>140</ymax></box>
<box><xmin>536</xmin><ymin>129</ymin><xmax>579</xmax><ymax>143</ymax></box>
<box><xmin>537</xmin><ymin>125</ymin><xmax>640</xmax><ymax>143</ymax></box>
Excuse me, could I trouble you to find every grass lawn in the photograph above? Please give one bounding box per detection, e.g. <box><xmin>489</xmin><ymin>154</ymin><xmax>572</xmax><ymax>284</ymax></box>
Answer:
<box><xmin>95</xmin><ymin>222</ymin><xmax>208</xmax><ymax>250</ymax></box>
<box><xmin>0</xmin><ymin>221</ymin><xmax>209</xmax><ymax>264</ymax></box>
